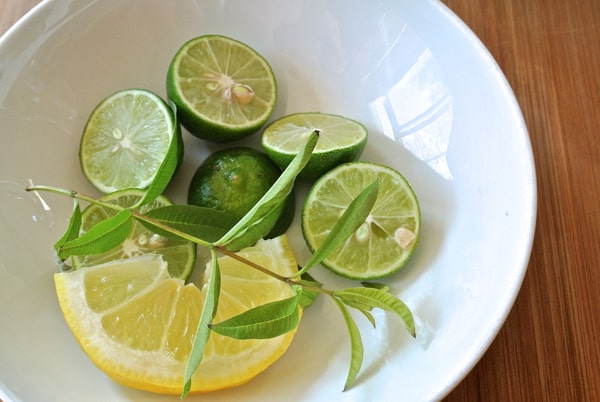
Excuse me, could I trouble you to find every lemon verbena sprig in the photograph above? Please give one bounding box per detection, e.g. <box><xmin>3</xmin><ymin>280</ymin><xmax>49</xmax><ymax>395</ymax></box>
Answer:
<box><xmin>26</xmin><ymin>131</ymin><xmax>415</xmax><ymax>397</ymax></box>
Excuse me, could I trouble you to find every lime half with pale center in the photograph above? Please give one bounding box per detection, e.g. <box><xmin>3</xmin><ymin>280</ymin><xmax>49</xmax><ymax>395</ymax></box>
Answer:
<box><xmin>79</xmin><ymin>88</ymin><xmax>182</xmax><ymax>194</ymax></box>
<box><xmin>261</xmin><ymin>112</ymin><xmax>367</xmax><ymax>181</ymax></box>
<box><xmin>302</xmin><ymin>162</ymin><xmax>420</xmax><ymax>280</ymax></box>
<box><xmin>167</xmin><ymin>34</ymin><xmax>277</xmax><ymax>142</ymax></box>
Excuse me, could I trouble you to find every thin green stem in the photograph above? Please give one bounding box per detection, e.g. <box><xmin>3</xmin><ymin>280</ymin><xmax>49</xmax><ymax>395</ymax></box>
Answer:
<box><xmin>129</xmin><ymin>210</ymin><xmax>212</xmax><ymax>247</ymax></box>
<box><xmin>215</xmin><ymin>248</ymin><xmax>334</xmax><ymax>295</ymax></box>
<box><xmin>27</xmin><ymin>185</ymin><xmax>213</xmax><ymax>247</ymax></box>
<box><xmin>26</xmin><ymin>184</ymin><xmax>331</xmax><ymax>294</ymax></box>
<box><xmin>26</xmin><ymin>185</ymin><xmax>120</xmax><ymax>211</ymax></box>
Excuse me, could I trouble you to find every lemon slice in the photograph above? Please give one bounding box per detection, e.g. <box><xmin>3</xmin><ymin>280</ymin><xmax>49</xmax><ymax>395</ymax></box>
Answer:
<box><xmin>261</xmin><ymin>112</ymin><xmax>368</xmax><ymax>180</ymax></box>
<box><xmin>79</xmin><ymin>89</ymin><xmax>182</xmax><ymax>193</ymax></box>
<box><xmin>55</xmin><ymin>235</ymin><xmax>300</xmax><ymax>394</ymax></box>
<box><xmin>71</xmin><ymin>189</ymin><xmax>196</xmax><ymax>280</ymax></box>
<box><xmin>167</xmin><ymin>35</ymin><xmax>278</xmax><ymax>142</ymax></box>
<box><xmin>302</xmin><ymin>162</ymin><xmax>420</xmax><ymax>279</ymax></box>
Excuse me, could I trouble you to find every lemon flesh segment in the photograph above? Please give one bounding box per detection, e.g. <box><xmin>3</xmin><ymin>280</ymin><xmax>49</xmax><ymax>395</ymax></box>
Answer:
<box><xmin>302</xmin><ymin>162</ymin><xmax>421</xmax><ymax>280</ymax></box>
<box><xmin>79</xmin><ymin>89</ymin><xmax>181</xmax><ymax>193</ymax></box>
<box><xmin>261</xmin><ymin>112</ymin><xmax>368</xmax><ymax>180</ymax></box>
<box><xmin>55</xmin><ymin>235</ymin><xmax>300</xmax><ymax>395</ymax></box>
<box><xmin>167</xmin><ymin>35</ymin><xmax>277</xmax><ymax>141</ymax></box>
<box><xmin>71</xmin><ymin>189</ymin><xmax>196</xmax><ymax>281</ymax></box>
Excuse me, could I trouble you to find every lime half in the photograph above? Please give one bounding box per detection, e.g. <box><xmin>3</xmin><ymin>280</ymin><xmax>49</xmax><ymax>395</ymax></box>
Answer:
<box><xmin>167</xmin><ymin>35</ymin><xmax>278</xmax><ymax>142</ymax></box>
<box><xmin>79</xmin><ymin>89</ymin><xmax>182</xmax><ymax>194</ymax></box>
<box><xmin>261</xmin><ymin>112</ymin><xmax>367</xmax><ymax>181</ymax></box>
<box><xmin>302</xmin><ymin>162</ymin><xmax>420</xmax><ymax>280</ymax></box>
<box><xmin>71</xmin><ymin>189</ymin><xmax>196</xmax><ymax>280</ymax></box>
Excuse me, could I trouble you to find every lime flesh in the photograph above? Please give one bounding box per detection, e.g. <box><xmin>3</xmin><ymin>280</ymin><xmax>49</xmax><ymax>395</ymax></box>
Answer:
<box><xmin>261</xmin><ymin>112</ymin><xmax>367</xmax><ymax>181</ymax></box>
<box><xmin>302</xmin><ymin>162</ymin><xmax>420</xmax><ymax>280</ymax></box>
<box><xmin>167</xmin><ymin>35</ymin><xmax>277</xmax><ymax>142</ymax></box>
<box><xmin>79</xmin><ymin>89</ymin><xmax>181</xmax><ymax>193</ymax></box>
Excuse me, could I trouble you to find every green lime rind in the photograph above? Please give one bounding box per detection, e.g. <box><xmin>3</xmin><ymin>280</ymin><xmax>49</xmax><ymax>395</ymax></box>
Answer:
<box><xmin>187</xmin><ymin>147</ymin><xmax>294</xmax><ymax>251</ymax></box>
<box><xmin>71</xmin><ymin>189</ymin><xmax>197</xmax><ymax>281</ymax></box>
<box><xmin>301</xmin><ymin>162</ymin><xmax>420</xmax><ymax>280</ymax></box>
<box><xmin>166</xmin><ymin>34</ymin><xmax>278</xmax><ymax>142</ymax></box>
<box><xmin>261</xmin><ymin>112</ymin><xmax>368</xmax><ymax>181</ymax></box>
<box><xmin>79</xmin><ymin>88</ymin><xmax>182</xmax><ymax>194</ymax></box>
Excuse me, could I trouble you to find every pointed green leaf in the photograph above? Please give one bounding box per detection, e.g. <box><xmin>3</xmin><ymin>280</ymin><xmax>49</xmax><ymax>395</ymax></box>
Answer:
<box><xmin>334</xmin><ymin>287</ymin><xmax>415</xmax><ymax>337</ymax></box>
<box><xmin>332</xmin><ymin>296</ymin><xmax>364</xmax><ymax>391</ymax></box>
<box><xmin>136</xmin><ymin>102</ymin><xmax>181</xmax><ymax>207</ymax></box>
<box><xmin>57</xmin><ymin>209</ymin><xmax>131</xmax><ymax>260</ymax></box>
<box><xmin>182</xmin><ymin>249</ymin><xmax>221</xmax><ymax>398</ymax></box>
<box><xmin>355</xmin><ymin>307</ymin><xmax>377</xmax><ymax>328</ymax></box>
<box><xmin>54</xmin><ymin>199</ymin><xmax>82</xmax><ymax>256</ymax></box>
<box><xmin>297</xmin><ymin>178</ymin><xmax>379</xmax><ymax>276</ymax></box>
<box><xmin>142</xmin><ymin>205</ymin><xmax>237</xmax><ymax>245</ymax></box>
<box><xmin>217</xmin><ymin>131</ymin><xmax>318</xmax><ymax>247</ymax></box>
<box><xmin>210</xmin><ymin>291</ymin><xmax>300</xmax><ymax>339</ymax></box>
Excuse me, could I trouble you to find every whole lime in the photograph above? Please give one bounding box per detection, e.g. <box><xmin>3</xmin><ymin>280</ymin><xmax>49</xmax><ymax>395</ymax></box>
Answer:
<box><xmin>188</xmin><ymin>147</ymin><xmax>294</xmax><ymax>249</ymax></box>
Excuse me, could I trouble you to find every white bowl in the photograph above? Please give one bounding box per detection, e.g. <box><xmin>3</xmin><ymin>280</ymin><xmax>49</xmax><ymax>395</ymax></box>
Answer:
<box><xmin>0</xmin><ymin>1</ymin><xmax>536</xmax><ymax>401</ymax></box>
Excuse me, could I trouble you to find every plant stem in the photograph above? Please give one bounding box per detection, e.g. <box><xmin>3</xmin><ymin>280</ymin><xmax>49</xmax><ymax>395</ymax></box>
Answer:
<box><xmin>26</xmin><ymin>184</ymin><xmax>331</xmax><ymax>294</ymax></box>
<box><xmin>26</xmin><ymin>185</ymin><xmax>213</xmax><ymax>247</ymax></box>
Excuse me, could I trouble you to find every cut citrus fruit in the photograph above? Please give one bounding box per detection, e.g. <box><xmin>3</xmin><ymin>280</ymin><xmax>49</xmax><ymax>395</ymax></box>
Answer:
<box><xmin>167</xmin><ymin>35</ymin><xmax>278</xmax><ymax>141</ymax></box>
<box><xmin>261</xmin><ymin>112</ymin><xmax>368</xmax><ymax>180</ymax></box>
<box><xmin>55</xmin><ymin>235</ymin><xmax>301</xmax><ymax>394</ymax></box>
<box><xmin>79</xmin><ymin>88</ymin><xmax>182</xmax><ymax>193</ymax></box>
<box><xmin>71</xmin><ymin>189</ymin><xmax>196</xmax><ymax>281</ymax></box>
<box><xmin>187</xmin><ymin>146</ymin><xmax>294</xmax><ymax>250</ymax></box>
<box><xmin>302</xmin><ymin>162</ymin><xmax>420</xmax><ymax>280</ymax></box>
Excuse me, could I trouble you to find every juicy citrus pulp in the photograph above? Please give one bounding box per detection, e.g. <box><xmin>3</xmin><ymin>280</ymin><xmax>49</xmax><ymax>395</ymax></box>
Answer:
<box><xmin>261</xmin><ymin>112</ymin><xmax>368</xmax><ymax>180</ymax></box>
<box><xmin>55</xmin><ymin>235</ymin><xmax>301</xmax><ymax>394</ymax></box>
<box><xmin>187</xmin><ymin>147</ymin><xmax>294</xmax><ymax>250</ymax></box>
<box><xmin>167</xmin><ymin>35</ymin><xmax>277</xmax><ymax>141</ymax></box>
<box><xmin>71</xmin><ymin>189</ymin><xmax>196</xmax><ymax>280</ymax></box>
<box><xmin>302</xmin><ymin>162</ymin><xmax>420</xmax><ymax>280</ymax></box>
<box><xmin>79</xmin><ymin>88</ymin><xmax>182</xmax><ymax>193</ymax></box>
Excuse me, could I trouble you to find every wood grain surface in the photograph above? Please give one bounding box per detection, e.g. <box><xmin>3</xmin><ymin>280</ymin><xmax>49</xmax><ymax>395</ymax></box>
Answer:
<box><xmin>440</xmin><ymin>1</ymin><xmax>600</xmax><ymax>401</ymax></box>
<box><xmin>1</xmin><ymin>1</ymin><xmax>598</xmax><ymax>401</ymax></box>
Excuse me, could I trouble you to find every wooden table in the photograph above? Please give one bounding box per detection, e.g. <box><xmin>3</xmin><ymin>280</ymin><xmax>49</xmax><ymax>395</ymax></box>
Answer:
<box><xmin>1</xmin><ymin>1</ymin><xmax>598</xmax><ymax>401</ymax></box>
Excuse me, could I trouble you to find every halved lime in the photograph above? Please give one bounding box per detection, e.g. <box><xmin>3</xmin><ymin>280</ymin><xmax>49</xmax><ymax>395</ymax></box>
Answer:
<box><xmin>71</xmin><ymin>189</ymin><xmax>196</xmax><ymax>280</ymax></box>
<box><xmin>79</xmin><ymin>89</ymin><xmax>182</xmax><ymax>194</ymax></box>
<box><xmin>261</xmin><ymin>112</ymin><xmax>368</xmax><ymax>181</ymax></box>
<box><xmin>301</xmin><ymin>162</ymin><xmax>420</xmax><ymax>280</ymax></box>
<box><xmin>167</xmin><ymin>35</ymin><xmax>278</xmax><ymax>142</ymax></box>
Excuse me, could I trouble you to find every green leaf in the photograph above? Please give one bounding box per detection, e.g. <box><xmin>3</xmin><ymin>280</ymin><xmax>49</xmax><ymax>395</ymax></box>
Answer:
<box><xmin>142</xmin><ymin>205</ymin><xmax>237</xmax><ymax>245</ymax></box>
<box><xmin>332</xmin><ymin>296</ymin><xmax>364</xmax><ymax>391</ymax></box>
<box><xmin>297</xmin><ymin>178</ymin><xmax>379</xmax><ymax>276</ymax></box>
<box><xmin>334</xmin><ymin>287</ymin><xmax>416</xmax><ymax>337</ymax></box>
<box><xmin>210</xmin><ymin>291</ymin><xmax>300</xmax><ymax>339</ymax></box>
<box><xmin>54</xmin><ymin>199</ymin><xmax>82</xmax><ymax>257</ymax></box>
<box><xmin>296</xmin><ymin>272</ymin><xmax>322</xmax><ymax>309</ymax></box>
<box><xmin>216</xmin><ymin>131</ymin><xmax>318</xmax><ymax>247</ymax></box>
<box><xmin>136</xmin><ymin>102</ymin><xmax>182</xmax><ymax>207</ymax></box>
<box><xmin>57</xmin><ymin>209</ymin><xmax>132</xmax><ymax>260</ymax></box>
<box><xmin>354</xmin><ymin>306</ymin><xmax>377</xmax><ymax>328</ymax></box>
<box><xmin>182</xmin><ymin>249</ymin><xmax>221</xmax><ymax>398</ymax></box>
<box><xmin>361</xmin><ymin>281</ymin><xmax>390</xmax><ymax>293</ymax></box>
